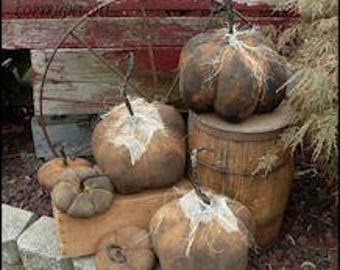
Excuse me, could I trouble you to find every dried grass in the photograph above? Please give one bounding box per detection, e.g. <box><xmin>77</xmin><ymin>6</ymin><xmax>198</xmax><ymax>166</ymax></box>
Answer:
<box><xmin>252</xmin><ymin>152</ymin><xmax>281</xmax><ymax>176</ymax></box>
<box><xmin>266</xmin><ymin>0</ymin><xmax>338</xmax><ymax>21</ymax></box>
<box><xmin>200</xmin><ymin>27</ymin><xmax>289</xmax><ymax>99</ymax></box>
<box><xmin>266</xmin><ymin>1</ymin><xmax>338</xmax><ymax>179</ymax></box>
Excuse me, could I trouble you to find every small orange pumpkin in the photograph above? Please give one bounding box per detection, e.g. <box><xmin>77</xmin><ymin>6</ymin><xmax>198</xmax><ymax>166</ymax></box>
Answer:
<box><xmin>37</xmin><ymin>151</ymin><xmax>92</xmax><ymax>191</ymax></box>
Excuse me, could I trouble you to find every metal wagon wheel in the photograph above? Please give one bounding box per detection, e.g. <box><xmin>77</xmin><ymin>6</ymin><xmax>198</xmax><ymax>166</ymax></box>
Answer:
<box><xmin>38</xmin><ymin>0</ymin><xmax>244</xmax><ymax>158</ymax></box>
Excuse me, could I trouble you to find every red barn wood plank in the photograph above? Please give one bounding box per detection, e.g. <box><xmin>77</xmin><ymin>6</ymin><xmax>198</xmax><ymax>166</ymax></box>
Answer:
<box><xmin>2</xmin><ymin>17</ymin><xmax>222</xmax><ymax>49</ymax></box>
<box><xmin>2</xmin><ymin>16</ymin><xmax>292</xmax><ymax>49</ymax></box>
<box><xmin>2</xmin><ymin>0</ymin><xmax>294</xmax><ymax>19</ymax></box>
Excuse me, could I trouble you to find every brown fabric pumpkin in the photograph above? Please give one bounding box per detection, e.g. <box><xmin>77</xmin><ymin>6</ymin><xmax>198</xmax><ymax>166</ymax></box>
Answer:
<box><xmin>95</xmin><ymin>226</ymin><xmax>155</xmax><ymax>270</ymax></box>
<box><xmin>37</xmin><ymin>157</ymin><xmax>92</xmax><ymax>191</ymax></box>
<box><xmin>179</xmin><ymin>31</ymin><xmax>225</xmax><ymax>112</ymax></box>
<box><xmin>149</xmin><ymin>189</ymin><xmax>255</xmax><ymax>270</ymax></box>
<box><xmin>51</xmin><ymin>166</ymin><xmax>114</xmax><ymax>218</ymax></box>
<box><xmin>92</xmin><ymin>98</ymin><xmax>186</xmax><ymax>194</ymax></box>
<box><xmin>179</xmin><ymin>27</ymin><xmax>287</xmax><ymax>122</ymax></box>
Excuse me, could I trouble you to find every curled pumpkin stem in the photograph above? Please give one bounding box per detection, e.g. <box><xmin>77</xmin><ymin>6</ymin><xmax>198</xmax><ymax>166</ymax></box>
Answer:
<box><xmin>190</xmin><ymin>147</ymin><xmax>213</xmax><ymax>205</ymax></box>
<box><xmin>119</xmin><ymin>51</ymin><xmax>135</xmax><ymax>116</ymax></box>
<box><xmin>106</xmin><ymin>244</ymin><xmax>127</xmax><ymax>264</ymax></box>
<box><xmin>225</xmin><ymin>0</ymin><xmax>234</xmax><ymax>34</ymax></box>
<box><xmin>60</xmin><ymin>146</ymin><xmax>68</xmax><ymax>166</ymax></box>
<box><xmin>192</xmin><ymin>178</ymin><xmax>211</xmax><ymax>205</ymax></box>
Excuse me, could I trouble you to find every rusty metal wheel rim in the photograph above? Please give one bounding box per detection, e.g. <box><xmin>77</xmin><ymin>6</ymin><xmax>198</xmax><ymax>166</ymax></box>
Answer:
<box><xmin>38</xmin><ymin>0</ymin><xmax>219</xmax><ymax>158</ymax></box>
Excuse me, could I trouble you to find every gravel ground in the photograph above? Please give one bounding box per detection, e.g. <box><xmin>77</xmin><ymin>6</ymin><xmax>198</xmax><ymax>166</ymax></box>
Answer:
<box><xmin>1</xmin><ymin>126</ymin><xmax>338</xmax><ymax>269</ymax></box>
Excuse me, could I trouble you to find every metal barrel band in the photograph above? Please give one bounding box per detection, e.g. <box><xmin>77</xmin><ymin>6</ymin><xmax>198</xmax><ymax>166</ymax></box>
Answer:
<box><xmin>196</xmin><ymin>155</ymin><xmax>290</xmax><ymax>177</ymax></box>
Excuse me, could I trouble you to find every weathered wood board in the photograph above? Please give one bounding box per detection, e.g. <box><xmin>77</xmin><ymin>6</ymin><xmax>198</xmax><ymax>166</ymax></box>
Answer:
<box><xmin>33</xmin><ymin>80</ymin><xmax>123</xmax><ymax>116</ymax></box>
<box><xmin>31</xmin><ymin>48</ymin><xmax>181</xmax><ymax>115</ymax></box>
<box><xmin>53</xmin><ymin>179</ymin><xmax>191</xmax><ymax>257</ymax></box>
<box><xmin>2</xmin><ymin>17</ymin><xmax>221</xmax><ymax>49</ymax></box>
<box><xmin>31</xmin><ymin>115</ymin><xmax>93</xmax><ymax>158</ymax></box>
<box><xmin>2</xmin><ymin>16</ymin><xmax>293</xmax><ymax>49</ymax></box>
<box><xmin>31</xmin><ymin>48</ymin><xmax>181</xmax><ymax>81</ymax></box>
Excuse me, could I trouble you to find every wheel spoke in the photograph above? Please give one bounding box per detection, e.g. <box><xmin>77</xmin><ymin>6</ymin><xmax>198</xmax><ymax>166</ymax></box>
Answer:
<box><xmin>42</xmin><ymin>96</ymin><xmax>117</xmax><ymax>107</ymax></box>
<box><xmin>141</xmin><ymin>7</ymin><xmax>159</xmax><ymax>92</ymax></box>
<box><xmin>69</xmin><ymin>32</ymin><xmax>151</xmax><ymax>99</ymax></box>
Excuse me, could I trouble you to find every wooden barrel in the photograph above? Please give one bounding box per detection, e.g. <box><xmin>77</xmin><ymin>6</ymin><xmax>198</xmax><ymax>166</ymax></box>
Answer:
<box><xmin>188</xmin><ymin>102</ymin><xmax>294</xmax><ymax>246</ymax></box>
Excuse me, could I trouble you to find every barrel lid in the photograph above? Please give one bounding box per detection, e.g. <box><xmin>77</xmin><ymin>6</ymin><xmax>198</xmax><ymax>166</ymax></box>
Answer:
<box><xmin>193</xmin><ymin>101</ymin><xmax>293</xmax><ymax>134</ymax></box>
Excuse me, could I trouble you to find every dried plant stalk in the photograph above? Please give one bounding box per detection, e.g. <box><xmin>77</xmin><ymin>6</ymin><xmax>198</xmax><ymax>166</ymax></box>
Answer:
<box><xmin>265</xmin><ymin>0</ymin><xmax>338</xmax><ymax>179</ymax></box>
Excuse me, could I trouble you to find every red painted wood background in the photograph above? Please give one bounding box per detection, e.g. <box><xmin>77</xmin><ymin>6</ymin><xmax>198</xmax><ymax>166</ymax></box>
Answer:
<box><xmin>2</xmin><ymin>0</ymin><xmax>296</xmax><ymax>116</ymax></box>
<box><xmin>2</xmin><ymin>0</ymin><xmax>294</xmax><ymax>19</ymax></box>
<box><xmin>2</xmin><ymin>0</ymin><xmax>295</xmax><ymax>77</ymax></box>
<box><xmin>2</xmin><ymin>0</ymin><xmax>295</xmax><ymax>49</ymax></box>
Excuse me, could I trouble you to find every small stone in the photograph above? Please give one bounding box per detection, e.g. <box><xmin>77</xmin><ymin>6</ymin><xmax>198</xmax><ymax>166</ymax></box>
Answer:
<box><xmin>283</xmin><ymin>258</ymin><xmax>293</xmax><ymax>267</ymax></box>
<box><xmin>290</xmin><ymin>261</ymin><xmax>301</xmax><ymax>270</ymax></box>
<box><xmin>17</xmin><ymin>216</ymin><xmax>73</xmax><ymax>270</ymax></box>
<box><xmin>274</xmin><ymin>249</ymin><xmax>284</xmax><ymax>261</ymax></box>
<box><xmin>324</xmin><ymin>231</ymin><xmax>336</xmax><ymax>248</ymax></box>
<box><xmin>297</xmin><ymin>236</ymin><xmax>308</xmax><ymax>246</ymax></box>
<box><xmin>2</xmin><ymin>261</ymin><xmax>24</xmax><ymax>270</ymax></box>
<box><xmin>301</xmin><ymin>261</ymin><xmax>317</xmax><ymax>269</ymax></box>
<box><xmin>268</xmin><ymin>255</ymin><xmax>278</xmax><ymax>266</ymax></box>
<box><xmin>2</xmin><ymin>204</ymin><xmax>37</xmax><ymax>265</ymax></box>
<box><xmin>73</xmin><ymin>256</ymin><xmax>96</xmax><ymax>270</ymax></box>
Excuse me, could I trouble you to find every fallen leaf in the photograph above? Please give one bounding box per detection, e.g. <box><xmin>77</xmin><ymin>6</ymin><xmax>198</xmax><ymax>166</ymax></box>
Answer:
<box><xmin>286</xmin><ymin>234</ymin><xmax>296</xmax><ymax>246</ymax></box>
<box><xmin>301</xmin><ymin>261</ymin><xmax>316</xmax><ymax>269</ymax></box>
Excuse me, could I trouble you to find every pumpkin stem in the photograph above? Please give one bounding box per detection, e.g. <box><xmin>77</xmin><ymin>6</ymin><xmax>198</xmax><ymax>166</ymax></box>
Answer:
<box><xmin>190</xmin><ymin>147</ymin><xmax>212</xmax><ymax>205</ymax></box>
<box><xmin>192</xmin><ymin>179</ymin><xmax>211</xmax><ymax>205</ymax></box>
<box><xmin>79</xmin><ymin>181</ymin><xmax>85</xmax><ymax>192</ymax></box>
<box><xmin>106</xmin><ymin>244</ymin><xmax>127</xmax><ymax>264</ymax></box>
<box><xmin>60</xmin><ymin>146</ymin><xmax>68</xmax><ymax>166</ymax></box>
<box><xmin>119</xmin><ymin>51</ymin><xmax>135</xmax><ymax>116</ymax></box>
<box><xmin>225</xmin><ymin>0</ymin><xmax>234</xmax><ymax>34</ymax></box>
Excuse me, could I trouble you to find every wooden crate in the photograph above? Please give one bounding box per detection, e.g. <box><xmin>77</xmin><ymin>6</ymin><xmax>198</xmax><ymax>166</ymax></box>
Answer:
<box><xmin>30</xmin><ymin>47</ymin><xmax>184</xmax><ymax>116</ymax></box>
<box><xmin>31</xmin><ymin>115</ymin><xmax>93</xmax><ymax>158</ymax></box>
<box><xmin>53</xmin><ymin>179</ymin><xmax>191</xmax><ymax>258</ymax></box>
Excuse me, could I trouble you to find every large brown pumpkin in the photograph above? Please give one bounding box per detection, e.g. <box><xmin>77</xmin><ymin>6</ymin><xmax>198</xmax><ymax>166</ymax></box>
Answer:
<box><xmin>51</xmin><ymin>166</ymin><xmax>114</xmax><ymax>218</ymax></box>
<box><xmin>179</xmin><ymin>27</ymin><xmax>287</xmax><ymax>122</ymax></box>
<box><xmin>92</xmin><ymin>98</ymin><xmax>186</xmax><ymax>194</ymax></box>
<box><xmin>95</xmin><ymin>226</ymin><xmax>155</xmax><ymax>270</ymax></box>
<box><xmin>150</xmin><ymin>189</ymin><xmax>255</xmax><ymax>270</ymax></box>
<box><xmin>37</xmin><ymin>156</ymin><xmax>92</xmax><ymax>191</ymax></box>
<box><xmin>179</xmin><ymin>30</ymin><xmax>226</xmax><ymax>112</ymax></box>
